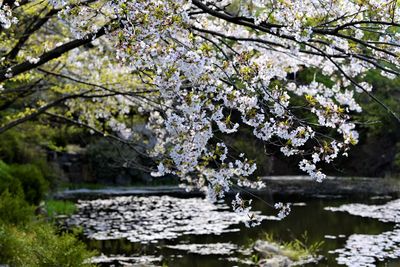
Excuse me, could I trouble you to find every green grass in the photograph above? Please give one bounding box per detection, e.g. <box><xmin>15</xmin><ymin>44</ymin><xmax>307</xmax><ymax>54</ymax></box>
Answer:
<box><xmin>262</xmin><ymin>232</ymin><xmax>324</xmax><ymax>261</ymax></box>
<box><xmin>45</xmin><ymin>200</ymin><xmax>77</xmax><ymax>218</ymax></box>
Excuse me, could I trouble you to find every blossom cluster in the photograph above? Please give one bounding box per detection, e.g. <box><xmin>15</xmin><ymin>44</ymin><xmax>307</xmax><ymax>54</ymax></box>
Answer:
<box><xmin>274</xmin><ymin>202</ymin><xmax>291</xmax><ymax>219</ymax></box>
<box><xmin>2</xmin><ymin>0</ymin><xmax>399</xmax><ymax>222</ymax></box>
<box><xmin>0</xmin><ymin>2</ymin><xmax>18</xmax><ymax>29</ymax></box>
<box><xmin>106</xmin><ymin>0</ymin><xmax>399</xmax><ymax>221</ymax></box>
<box><xmin>232</xmin><ymin>193</ymin><xmax>262</xmax><ymax>227</ymax></box>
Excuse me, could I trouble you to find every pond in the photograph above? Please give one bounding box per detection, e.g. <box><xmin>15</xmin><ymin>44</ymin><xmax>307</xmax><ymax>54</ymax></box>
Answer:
<box><xmin>64</xmin><ymin>193</ymin><xmax>400</xmax><ymax>267</ymax></box>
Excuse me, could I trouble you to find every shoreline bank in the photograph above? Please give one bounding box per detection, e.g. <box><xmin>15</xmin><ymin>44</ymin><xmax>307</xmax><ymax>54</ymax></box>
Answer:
<box><xmin>53</xmin><ymin>176</ymin><xmax>400</xmax><ymax>200</ymax></box>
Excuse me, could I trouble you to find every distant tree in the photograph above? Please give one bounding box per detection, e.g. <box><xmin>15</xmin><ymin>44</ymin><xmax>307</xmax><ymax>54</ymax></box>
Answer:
<box><xmin>1</xmin><ymin>0</ymin><xmax>400</xmax><ymax>221</ymax></box>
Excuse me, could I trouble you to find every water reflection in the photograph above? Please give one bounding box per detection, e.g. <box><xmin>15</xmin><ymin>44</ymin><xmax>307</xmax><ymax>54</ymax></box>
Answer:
<box><xmin>326</xmin><ymin>199</ymin><xmax>400</xmax><ymax>266</ymax></box>
<box><xmin>334</xmin><ymin>228</ymin><xmax>400</xmax><ymax>267</ymax></box>
<box><xmin>66</xmin><ymin>196</ymin><xmax>264</xmax><ymax>243</ymax></box>
<box><xmin>325</xmin><ymin>199</ymin><xmax>400</xmax><ymax>223</ymax></box>
<box><xmin>165</xmin><ymin>243</ymin><xmax>239</xmax><ymax>255</ymax></box>
<box><xmin>65</xmin><ymin>195</ymin><xmax>400</xmax><ymax>267</ymax></box>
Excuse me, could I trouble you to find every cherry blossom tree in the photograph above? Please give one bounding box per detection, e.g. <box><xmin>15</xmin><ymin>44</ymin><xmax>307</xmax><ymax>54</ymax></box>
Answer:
<box><xmin>1</xmin><ymin>0</ymin><xmax>399</xmax><ymax>222</ymax></box>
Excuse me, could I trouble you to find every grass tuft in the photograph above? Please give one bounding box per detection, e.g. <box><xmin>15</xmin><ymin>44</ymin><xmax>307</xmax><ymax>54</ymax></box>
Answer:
<box><xmin>45</xmin><ymin>200</ymin><xmax>77</xmax><ymax>219</ymax></box>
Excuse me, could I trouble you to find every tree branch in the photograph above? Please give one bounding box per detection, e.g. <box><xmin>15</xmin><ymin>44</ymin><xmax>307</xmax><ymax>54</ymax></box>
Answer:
<box><xmin>0</xmin><ymin>22</ymin><xmax>114</xmax><ymax>83</ymax></box>
<box><xmin>0</xmin><ymin>90</ymin><xmax>94</xmax><ymax>134</ymax></box>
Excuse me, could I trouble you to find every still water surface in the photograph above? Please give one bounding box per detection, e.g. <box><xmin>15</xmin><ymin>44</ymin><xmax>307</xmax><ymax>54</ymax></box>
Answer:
<box><xmin>65</xmin><ymin>194</ymin><xmax>400</xmax><ymax>267</ymax></box>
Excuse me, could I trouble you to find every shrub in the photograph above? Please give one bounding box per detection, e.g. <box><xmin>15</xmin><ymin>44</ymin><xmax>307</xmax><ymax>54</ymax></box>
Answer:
<box><xmin>0</xmin><ymin>190</ymin><xmax>34</xmax><ymax>226</ymax></box>
<box><xmin>0</xmin><ymin>161</ymin><xmax>23</xmax><ymax>196</ymax></box>
<box><xmin>9</xmin><ymin>164</ymin><xmax>48</xmax><ymax>205</ymax></box>
<box><xmin>0</xmin><ymin>160</ymin><xmax>49</xmax><ymax>205</ymax></box>
<box><xmin>0</xmin><ymin>128</ymin><xmax>38</xmax><ymax>164</ymax></box>
<box><xmin>0</xmin><ymin>124</ymin><xmax>79</xmax><ymax>189</ymax></box>
<box><xmin>0</xmin><ymin>223</ymin><xmax>97</xmax><ymax>267</ymax></box>
<box><xmin>0</xmin><ymin>188</ymin><xmax>96</xmax><ymax>266</ymax></box>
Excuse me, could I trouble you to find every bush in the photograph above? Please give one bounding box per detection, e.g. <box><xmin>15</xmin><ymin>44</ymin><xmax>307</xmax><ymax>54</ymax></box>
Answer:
<box><xmin>0</xmin><ymin>182</ymin><xmax>96</xmax><ymax>266</ymax></box>
<box><xmin>9</xmin><ymin>164</ymin><xmax>48</xmax><ymax>205</ymax></box>
<box><xmin>0</xmin><ymin>190</ymin><xmax>34</xmax><ymax>226</ymax></box>
<box><xmin>0</xmin><ymin>160</ymin><xmax>48</xmax><ymax>205</ymax></box>
<box><xmin>0</xmin><ymin>161</ymin><xmax>23</xmax><ymax>196</ymax></box>
<box><xmin>0</xmin><ymin>223</ymin><xmax>97</xmax><ymax>267</ymax></box>
<box><xmin>0</xmin><ymin>161</ymin><xmax>37</xmax><ymax>226</ymax></box>
<box><xmin>0</xmin><ymin>127</ymin><xmax>39</xmax><ymax>164</ymax></box>
<box><xmin>0</xmin><ymin>124</ymin><xmax>80</xmax><ymax>189</ymax></box>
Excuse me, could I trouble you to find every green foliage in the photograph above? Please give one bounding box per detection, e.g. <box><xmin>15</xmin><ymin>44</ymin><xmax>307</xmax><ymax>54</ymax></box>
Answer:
<box><xmin>0</xmin><ymin>160</ymin><xmax>23</xmax><ymax>196</ymax></box>
<box><xmin>30</xmin><ymin>158</ymin><xmax>58</xmax><ymax>190</ymax></box>
<box><xmin>263</xmin><ymin>232</ymin><xmax>324</xmax><ymax>261</ymax></box>
<box><xmin>45</xmin><ymin>200</ymin><xmax>77</xmax><ymax>219</ymax></box>
<box><xmin>0</xmin><ymin>160</ymin><xmax>48</xmax><ymax>205</ymax></box>
<box><xmin>251</xmin><ymin>253</ymin><xmax>259</xmax><ymax>263</ymax></box>
<box><xmin>0</xmin><ymin>190</ymin><xmax>34</xmax><ymax>226</ymax></box>
<box><xmin>86</xmin><ymin>139</ymin><xmax>145</xmax><ymax>183</ymax></box>
<box><xmin>296</xmin><ymin>67</ymin><xmax>335</xmax><ymax>88</ymax></box>
<box><xmin>0</xmin><ymin>173</ymin><xmax>95</xmax><ymax>266</ymax></box>
<box><xmin>0</xmin><ymin>123</ymin><xmax>84</xmax><ymax>163</ymax></box>
<box><xmin>9</xmin><ymin>164</ymin><xmax>48</xmax><ymax>205</ymax></box>
<box><xmin>0</xmin><ymin>161</ymin><xmax>37</xmax><ymax>226</ymax></box>
<box><xmin>228</xmin><ymin>128</ymin><xmax>272</xmax><ymax>176</ymax></box>
<box><xmin>87</xmin><ymin>139</ymin><xmax>128</xmax><ymax>180</ymax></box>
<box><xmin>355</xmin><ymin>70</ymin><xmax>400</xmax><ymax>136</ymax></box>
<box><xmin>0</xmin><ymin>222</ymin><xmax>97</xmax><ymax>267</ymax></box>
<box><xmin>0</xmin><ymin>124</ymin><xmax>56</xmax><ymax>164</ymax></box>
<box><xmin>0</xmin><ymin>128</ymin><xmax>38</xmax><ymax>164</ymax></box>
<box><xmin>0</xmin><ymin>123</ymin><xmax>85</xmax><ymax>189</ymax></box>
